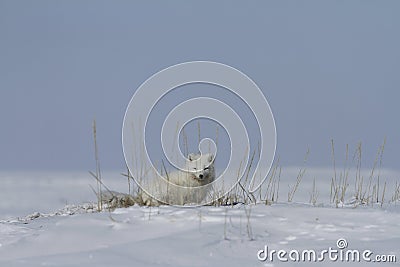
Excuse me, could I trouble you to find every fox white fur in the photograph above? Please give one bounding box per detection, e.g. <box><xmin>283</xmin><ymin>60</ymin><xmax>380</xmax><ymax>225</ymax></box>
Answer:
<box><xmin>141</xmin><ymin>153</ymin><xmax>215</xmax><ymax>206</ymax></box>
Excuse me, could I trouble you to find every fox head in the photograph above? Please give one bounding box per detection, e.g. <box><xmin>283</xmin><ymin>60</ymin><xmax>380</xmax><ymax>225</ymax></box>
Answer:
<box><xmin>186</xmin><ymin>153</ymin><xmax>215</xmax><ymax>181</ymax></box>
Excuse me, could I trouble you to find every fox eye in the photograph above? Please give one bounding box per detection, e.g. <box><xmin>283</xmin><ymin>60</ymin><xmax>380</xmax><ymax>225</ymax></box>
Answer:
<box><xmin>204</xmin><ymin>167</ymin><xmax>209</xmax><ymax>170</ymax></box>
<box><xmin>193</xmin><ymin>167</ymin><xmax>197</xmax><ymax>170</ymax></box>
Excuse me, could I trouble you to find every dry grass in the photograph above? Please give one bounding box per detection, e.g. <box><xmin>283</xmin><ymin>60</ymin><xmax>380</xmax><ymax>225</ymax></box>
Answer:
<box><xmin>353</xmin><ymin>139</ymin><xmax>387</xmax><ymax>206</ymax></box>
<box><xmin>391</xmin><ymin>181</ymin><xmax>400</xmax><ymax>203</ymax></box>
<box><xmin>330</xmin><ymin>140</ymin><xmax>350</xmax><ymax>207</ymax></box>
<box><xmin>92</xmin><ymin>120</ymin><xmax>102</xmax><ymax>211</ymax></box>
<box><xmin>260</xmin><ymin>157</ymin><xmax>281</xmax><ymax>205</ymax></box>
<box><xmin>287</xmin><ymin>148</ymin><xmax>309</xmax><ymax>202</ymax></box>
<box><xmin>309</xmin><ymin>177</ymin><xmax>319</xmax><ymax>206</ymax></box>
<box><xmin>90</xmin><ymin>122</ymin><xmax>399</xmax><ymax>210</ymax></box>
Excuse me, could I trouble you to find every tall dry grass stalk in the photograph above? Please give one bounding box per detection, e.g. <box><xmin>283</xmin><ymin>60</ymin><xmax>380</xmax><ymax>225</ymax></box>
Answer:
<box><xmin>182</xmin><ymin>126</ymin><xmax>189</xmax><ymax>156</ymax></box>
<box><xmin>355</xmin><ymin>139</ymin><xmax>387</xmax><ymax>206</ymax></box>
<box><xmin>330</xmin><ymin>141</ymin><xmax>350</xmax><ymax>207</ymax></box>
<box><xmin>288</xmin><ymin>148</ymin><xmax>309</xmax><ymax>202</ymax></box>
<box><xmin>391</xmin><ymin>181</ymin><xmax>400</xmax><ymax>203</ymax></box>
<box><xmin>197</xmin><ymin>121</ymin><xmax>201</xmax><ymax>147</ymax></box>
<box><xmin>354</xmin><ymin>142</ymin><xmax>362</xmax><ymax>202</ymax></box>
<box><xmin>92</xmin><ymin>119</ymin><xmax>102</xmax><ymax>211</ymax></box>
<box><xmin>126</xmin><ymin>166</ymin><xmax>131</xmax><ymax>195</ymax></box>
<box><xmin>261</xmin><ymin>157</ymin><xmax>281</xmax><ymax>205</ymax></box>
<box><xmin>376</xmin><ymin>137</ymin><xmax>386</xmax><ymax>203</ymax></box>
<box><xmin>309</xmin><ymin>177</ymin><xmax>319</xmax><ymax>206</ymax></box>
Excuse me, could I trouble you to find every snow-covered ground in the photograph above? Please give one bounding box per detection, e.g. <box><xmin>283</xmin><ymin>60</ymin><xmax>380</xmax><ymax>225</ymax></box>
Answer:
<box><xmin>0</xmin><ymin>169</ymin><xmax>399</xmax><ymax>266</ymax></box>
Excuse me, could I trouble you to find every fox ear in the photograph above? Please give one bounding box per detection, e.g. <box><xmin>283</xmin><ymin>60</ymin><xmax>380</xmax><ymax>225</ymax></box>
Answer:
<box><xmin>188</xmin><ymin>153</ymin><xmax>195</xmax><ymax>161</ymax></box>
<box><xmin>208</xmin><ymin>154</ymin><xmax>214</xmax><ymax>163</ymax></box>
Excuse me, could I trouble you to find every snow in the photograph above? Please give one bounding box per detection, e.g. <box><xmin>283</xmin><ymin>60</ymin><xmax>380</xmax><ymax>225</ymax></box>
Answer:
<box><xmin>0</xmin><ymin>170</ymin><xmax>399</xmax><ymax>266</ymax></box>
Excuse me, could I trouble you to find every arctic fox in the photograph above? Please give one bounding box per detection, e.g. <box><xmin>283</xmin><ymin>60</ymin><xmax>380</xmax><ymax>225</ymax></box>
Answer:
<box><xmin>141</xmin><ymin>153</ymin><xmax>215</xmax><ymax>206</ymax></box>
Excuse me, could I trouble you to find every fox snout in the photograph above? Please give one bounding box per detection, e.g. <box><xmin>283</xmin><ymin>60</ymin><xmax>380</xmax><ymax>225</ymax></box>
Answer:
<box><xmin>193</xmin><ymin>171</ymin><xmax>206</xmax><ymax>180</ymax></box>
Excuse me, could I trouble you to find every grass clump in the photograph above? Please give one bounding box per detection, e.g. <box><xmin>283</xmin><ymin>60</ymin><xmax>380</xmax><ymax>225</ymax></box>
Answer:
<box><xmin>90</xmin><ymin>120</ymin><xmax>399</xmax><ymax>210</ymax></box>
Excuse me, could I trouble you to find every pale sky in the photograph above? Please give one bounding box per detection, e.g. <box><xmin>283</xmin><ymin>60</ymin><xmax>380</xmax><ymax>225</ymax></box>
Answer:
<box><xmin>1</xmin><ymin>1</ymin><xmax>399</xmax><ymax>171</ymax></box>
